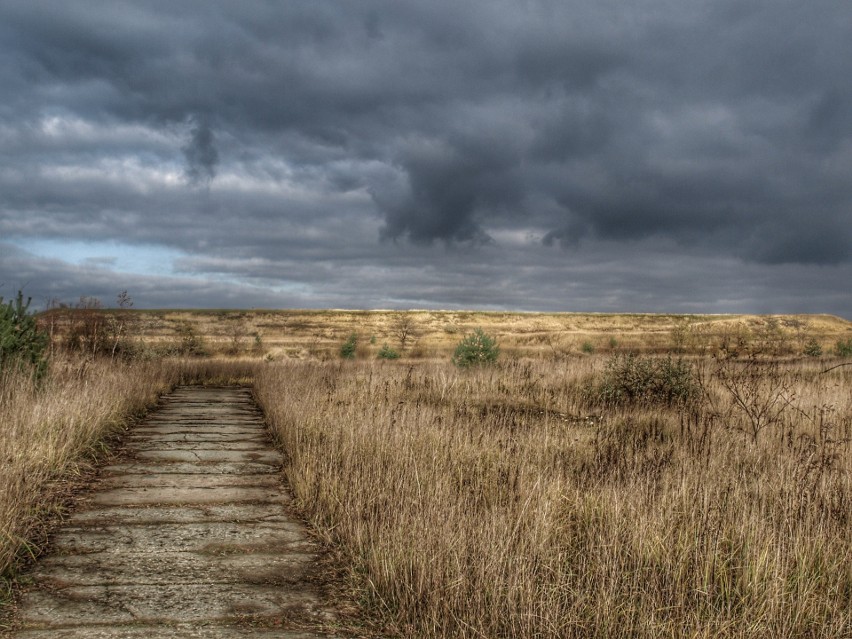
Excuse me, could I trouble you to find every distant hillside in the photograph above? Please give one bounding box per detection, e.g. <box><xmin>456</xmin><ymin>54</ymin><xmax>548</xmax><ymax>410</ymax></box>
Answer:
<box><xmin>37</xmin><ymin>309</ymin><xmax>852</xmax><ymax>360</ymax></box>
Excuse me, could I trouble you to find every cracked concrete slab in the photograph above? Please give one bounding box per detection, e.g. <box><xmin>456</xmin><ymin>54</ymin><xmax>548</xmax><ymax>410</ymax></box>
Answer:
<box><xmin>96</xmin><ymin>473</ymin><xmax>281</xmax><ymax>489</ymax></box>
<box><xmin>85</xmin><ymin>486</ymin><xmax>290</xmax><ymax>506</ymax></box>
<box><xmin>11</xmin><ymin>629</ymin><xmax>331</xmax><ymax>639</ymax></box>
<box><xmin>101</xmin><ymin>461</ymin><xmax>279</xmax><ymax>475</ymax></box>
<box><xmin>67</xmin><ymin>504</ymin><xmax>295</xmax><ymax>526</ymax></box>
<box><xmin>132</xmin><ymin>449</ymin><xmax>282</xmax><ymax>464</ymax></box>
<box><xmin>125</xmin><ymin>441</ymin><xmax>271</xmax><ymax>452</ymax></box>
<box><xmin>16</xmin><ymin>583</ymin><xmax>323</xmax><ymax>625</ymax></box>
<box><xmin>6</xmin><ymin>386</ymin><xmax>347</xmax><ymax>638</ymax></box>
<box><xmin>30</xmin><ymin>552</ymin><xmax>316</xmax><ymax>586</ymax></box>
<box><xmin>124</xmin><ymin>433</ymin><xmax>268</xmax><ymax>442</ymax></box>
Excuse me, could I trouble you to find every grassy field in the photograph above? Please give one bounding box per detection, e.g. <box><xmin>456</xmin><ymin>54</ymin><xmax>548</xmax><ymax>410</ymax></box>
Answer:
<box><xmin>254</xmin><ymin>357</ymin><xmax>852</xmax><ymax>638</ymax></box>
<box><xmin>3</xmin><ymin>311</ymin><xmax>852</xmax><ymax>636</ymax></box>
<box><xmin>36</xmin><ymin>308</ymin><xmax>852</xmax><ymax>360</ymax></box>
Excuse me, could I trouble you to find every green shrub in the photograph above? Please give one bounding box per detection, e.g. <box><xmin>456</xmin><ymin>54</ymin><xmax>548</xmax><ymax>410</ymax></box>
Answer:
<box><xmin>377</xmin><ymin>344</ymin><xmax>400</xmax><ymax>359</ymax></box>
<box><xmin>803</xmin><ymin>338</ymin><xmax>823</xmax><ymax>357</ymax></box>
<box><xmin>581</xmin><ymin>341</ymin><xmax>595</xmax><ymax>354</ymax></box>
<box><xmin>452</xmin><ymin>328</ymin><xmax>499</xmax><ymax>368</ymax></box>
<box><xmin>0</xmin><ymin>291</ymin><xmax>48</xmax><ymax>378</ymax></box>
<box><xmin>340</xmin><ymin>333</ymin><xmax>357</xmax><ymax>359</ymax></box>
<box><xmin>595</xmin><ymin>353</ymin><xmax>696</xmax><ymax>407</ymax></box>
<box><xmin>175</xmin><ymin>322</ymin><xmax>208</xmax><ymax>357</ymax></box>
<box><xmin>252</xmin><ymin>332</ymin><xmax>264</xmax><ymax>354</ymax></box>
<box><xmin>836</xmin><ymin>338</ymin><xmax>852</xmax><ymax>357</ymax></box>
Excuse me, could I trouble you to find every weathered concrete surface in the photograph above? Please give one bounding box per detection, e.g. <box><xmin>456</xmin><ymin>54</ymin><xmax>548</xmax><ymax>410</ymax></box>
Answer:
<box><xmin>6</xmin><ymin>386</ymin><xmax>346</xmax><ymax>638</ymax></box>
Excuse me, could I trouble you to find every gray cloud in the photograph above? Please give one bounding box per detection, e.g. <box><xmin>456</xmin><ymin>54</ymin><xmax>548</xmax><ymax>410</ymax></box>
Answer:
<box><xmin>183</xmin><ymin>117</ymin><xmax>218</xmax><ymax>185</ymax></box>
<box><xmin>0</xmin><ymin>0</ymin><xmax>850</xmax><ymax>315</ymax></box>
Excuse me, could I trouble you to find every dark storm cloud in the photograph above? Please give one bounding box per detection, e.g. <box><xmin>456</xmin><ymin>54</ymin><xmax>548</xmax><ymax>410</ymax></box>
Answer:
<box><xmin>0</xmin><ymin>0</ymin><xmax>850</xmax><ymax>314</ymax></box>
<box><xmin>183</xmin><ymin>117</ymin><xmax>218</xmax><ymax>185</ymax></box>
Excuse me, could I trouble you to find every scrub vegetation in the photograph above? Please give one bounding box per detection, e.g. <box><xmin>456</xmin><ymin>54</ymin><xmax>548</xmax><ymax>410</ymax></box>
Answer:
<box><xmin>254</xmin><ymin>356</ymin><xmax>852</xmax><ymax>638</ymax></box>
<box><xmin>2</xmin><ymin>305</ymin><xmax>851</xmax><ymax>637</ymax></box>
<box><xmin>36</xmin><ymin>307</ymin><xmax>852</xmax><ymax>361</ymax></box>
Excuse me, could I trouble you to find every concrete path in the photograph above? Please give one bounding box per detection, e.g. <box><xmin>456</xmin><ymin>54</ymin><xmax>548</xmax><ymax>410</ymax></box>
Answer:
<box><xmin>6</xmin><ymin>386</ymin><xmax>345</xmax><ymax>638</ymax></box>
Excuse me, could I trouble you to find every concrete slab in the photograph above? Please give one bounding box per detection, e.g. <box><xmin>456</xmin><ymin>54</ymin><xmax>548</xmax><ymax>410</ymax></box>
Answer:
<box><xmin>50</xmin><ymin>521</ymin><xmax>308</xmax><ymax>554</ymax></box>
<box><xmin>30</xmin><ymin>551</ymin><xmax>317</xmax><ymax>586</ymax></box>
<box><xmin>132</xmin><ymin>450</ymin><xmax>281</xmax><ymax>464</ymax></box>
<box><xmin>101</xmin><ymin>461</ymin><xmax>280</xmax><ymax>475</ymax></box>
<box><xmin>124</xmin><ymin>432</ymin><xmax>267</xmax><ymax>442</ymax></box>
<box><xmin>68</xmin><ymin>503</ymin><xmax>295</xmax><ymax>526</ymax></box>
<box><xmin>131</xmin><ymin>426</ymin><xmax>264</xmax><ymax>435</ymax></box>
<box><xmin>148</xmin><ymin>407</ymin><xmax>261</xmax><ymax>417</ymax></box>
<box><xmin>11</xmin><ymin>628</ymin><xmax>335</xmax><ymax>639</ymax></box>
<box><xmin>96</xmin><ymin>473</ymin><xmax>280</xmax><ymax>490</ymax></box>
<box><xmin>15</xmin><ymin>583</ymin><xmax>322</xmax><ymax>625</ymax></box>
<box><xmin>124</xmin><ymin>440</ymin><xmax>271</xmax><ymax>452</ymax></box>
<box><xmin>85</xmin><ymin>486</ymin><xmax>288</xmax><ymax>506</ymax></box>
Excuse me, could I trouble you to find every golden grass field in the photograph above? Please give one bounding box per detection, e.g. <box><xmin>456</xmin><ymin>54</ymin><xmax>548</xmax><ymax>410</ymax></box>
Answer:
<box><xmin>36</xmin><ymin>308</ymin><xmax>852</xmax><ymax>359</ymax></box>
<box><xmin>3</xmin><ymin>310</ymin><xmax>852</xmax><ymax>637</ymax></box>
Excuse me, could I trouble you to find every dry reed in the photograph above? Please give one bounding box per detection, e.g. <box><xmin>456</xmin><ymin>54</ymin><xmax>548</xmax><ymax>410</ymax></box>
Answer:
<box><xmin>254</xmin><ymin>357</ymin><xmax>852</xmax><ymax>638</ymax></box>
<box><xmin>3</xmin><ymin>351</ymin><xmax>849</xmax><ymax>637</ymax></box>
<box><xmin>0</xmin><ymin>358</ymin><xmax>175</xmax><ymax>597</ymax></box>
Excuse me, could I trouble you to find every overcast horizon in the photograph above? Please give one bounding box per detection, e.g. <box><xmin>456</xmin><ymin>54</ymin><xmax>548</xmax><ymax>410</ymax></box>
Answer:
<box><xmin>1</xmin><ymin>2</ymin><xmax>850</xmax><ymax>318</ymax></box>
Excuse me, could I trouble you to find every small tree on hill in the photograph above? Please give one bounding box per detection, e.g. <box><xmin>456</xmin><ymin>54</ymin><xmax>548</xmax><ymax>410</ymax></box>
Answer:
<box><xmin>340</xmin><ymin>333</ymin><xmax>357</xmax><ymax>359</ymax></box>
<box><xmin>109</xmin><ymin>290</ymin><xmax>134</xmax><ymax>358</ymax></box>
<box><xmin>452</xmin><ymin>328</ymin><xmax>499</xmax><ymax>368</ymax></box>
<box><xmin>378</xmin><ymin>344</ymin><xmax>400</xmax><ymax>359</ymax></box>
<box><xmin>67</xmin><ymin>296</ymin><xmax>107</xmax><ymax>356</ymax></box>
<box><xmin>392</xmin><ymin>313</ymin><xmax>417</xmax><ymax>351</ymax></box>
<box><xmin>803</xmin><ymin>338</ymin><xmax>823</xmax><ymax>358</ymax></box>
<box><xmin>0</xmin><ymin>291</ymin><xmax>48</xmax><ymax>378</ymax></box>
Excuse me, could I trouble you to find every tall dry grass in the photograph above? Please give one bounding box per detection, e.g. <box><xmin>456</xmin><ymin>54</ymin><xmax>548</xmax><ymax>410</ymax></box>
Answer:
<box><xmin>0</xmin><ymin>359</ymin><xmax>174</xmax><ymax>594</ymax></box>
<box><xmin>254</xmin><ymin>357</ymin><xmax>852</xmax><ymax>638</ymax></box>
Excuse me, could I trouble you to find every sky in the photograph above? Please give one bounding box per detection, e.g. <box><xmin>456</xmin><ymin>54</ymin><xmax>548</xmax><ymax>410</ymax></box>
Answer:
<box><xmin>1</xmin><ymin>1</ymin><xmax>850</xmax><ymax>316</ymax></box>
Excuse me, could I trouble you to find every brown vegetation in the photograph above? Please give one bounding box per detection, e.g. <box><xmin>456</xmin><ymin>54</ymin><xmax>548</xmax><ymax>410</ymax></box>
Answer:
<box><xmin>254</xmin><ymin>356</ymin><xmax>851</xmax><ymax>638</ymax></box>
<box><xmin>0</xmin><ymin>359</ymin><xmax>171</xmax><ymax>600</ymax></box>
<box><xmin>3</xmin><ymin>309</ymin><xmax>852</xmax><ymax>636</ymax></box>
<box><xmin>37</xmin><ymin>308</ymin><xmax>852</xmax><ymax>361</ymax></box>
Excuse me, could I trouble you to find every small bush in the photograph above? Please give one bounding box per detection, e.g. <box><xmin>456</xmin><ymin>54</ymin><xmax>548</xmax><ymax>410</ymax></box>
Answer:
<box><xmin>340</xmin><ymin>333</ymin><xmax>357</xmax><ymax>359</ymax></box>
<box><xmin>377</xmin><ymin>344</ymin><xmax>400</xmax><ymax>359</ymax></box>
<box><xmin>595</xmin><ymin>353</ymin><xmax>696</xmax><ymax>407</ymax></box>
<box><xmin>581</xmin><ymin>341</ymin><xmax>595</xmax><ymax>354</ymax></box>
<box><xmin>174</xmin><ymin>322</ymin><xmax>208</xmax><ymax>357</ymax></box>
<box><xmin>803</xmin><ymin>338</ymin><xmax>823</xmax><ymax>357</ymax></box>
<box><xmin>836</xmin><ymin>338</ymin><xmax>852</xmax><ymax>357</ymax></box>
<box><xmin>0</xmin><ymin>291</ymin><xmax>48</xmax><ymax>378</ymax></box>
<box><xmin>452</xmin><ymin>328</ymin><xmax>499</xmax><ymax>368</ymax></box>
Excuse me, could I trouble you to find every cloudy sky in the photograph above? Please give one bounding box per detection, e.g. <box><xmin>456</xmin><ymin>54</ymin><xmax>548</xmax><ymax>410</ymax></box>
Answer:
<box><xmin>1</xmin><ymin>1</ymin><xmax>850</xmax><ymax>315</ymax></box>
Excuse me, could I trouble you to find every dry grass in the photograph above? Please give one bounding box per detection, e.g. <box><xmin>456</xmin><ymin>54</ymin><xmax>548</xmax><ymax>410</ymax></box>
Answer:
<box><xmin>2</xmin><ymin>338</ymin><xmax>850</xmax><ymax>637</ymax></box>
<box><xmin>38</xmin><ymin>309</ymin><xmax>852</xmax><ymax>360</ymax></box>
<box><xmin>0</xmin><ymin>359</ymin><xmax>171</xmax><ymax>599</ymax></box>
<box><xmin>254</xmin><ymin>356</ymin><xmax>852</xmax><ymax>638</ymax></box>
